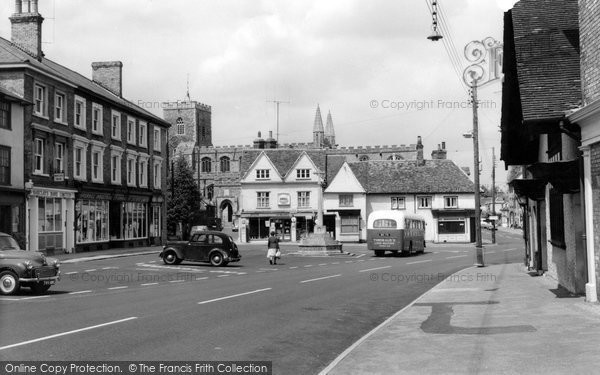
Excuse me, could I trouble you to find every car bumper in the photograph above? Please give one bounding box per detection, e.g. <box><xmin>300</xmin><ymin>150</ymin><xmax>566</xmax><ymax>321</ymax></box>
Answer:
<box><xmin>226</xmin><ymin>255</ymin><xmax>241</xmax><ymax>262</ymax></box>
<box><xmin>20</xmin><ymin>273</ymin><xmax>61</xmax><ymax>283</ymax></box>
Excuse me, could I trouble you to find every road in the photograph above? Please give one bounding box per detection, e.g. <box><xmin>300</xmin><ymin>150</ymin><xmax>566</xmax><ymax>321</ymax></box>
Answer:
<box><xmin>0</xmin><ymin>229</ymin><xmax>523</xmax><ymax>374</ymax></box>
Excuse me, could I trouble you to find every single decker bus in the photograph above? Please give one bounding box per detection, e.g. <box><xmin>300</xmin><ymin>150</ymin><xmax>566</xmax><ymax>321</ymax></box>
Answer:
<box><xmin>367</xmin><ymin>210</ymin><xmax>426</xmax><ymax>256</ymax></box>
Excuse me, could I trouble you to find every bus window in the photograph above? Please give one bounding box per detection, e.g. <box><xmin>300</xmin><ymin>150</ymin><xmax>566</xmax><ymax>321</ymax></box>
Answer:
<box><xmin>373</xmin><ymin>219</ymin><xmax>397</xmax><ymax>229</ymax></box>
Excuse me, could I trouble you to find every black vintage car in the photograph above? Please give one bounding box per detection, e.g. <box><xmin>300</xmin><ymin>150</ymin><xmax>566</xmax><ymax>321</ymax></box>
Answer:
<box><xmin>0</xmin><ymin>232</ymin><xmax>61</xmax><ymax>295</ymax></box>
<box><xmin>160</xmin><ymin>231</ymin><xmax>241</xmax><ymax>267</ymax></box>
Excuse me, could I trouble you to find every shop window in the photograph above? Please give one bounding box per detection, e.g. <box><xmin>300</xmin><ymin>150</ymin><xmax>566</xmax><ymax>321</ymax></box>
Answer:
<box><xmin>438</xmin><ymin>220</ymin><xmax>465</xmax><ymax>234</ymax></box>
<box><xmin>341</xmin><ymin>216</ymin><xmax>359</xmax><ymax>234</ymax></box>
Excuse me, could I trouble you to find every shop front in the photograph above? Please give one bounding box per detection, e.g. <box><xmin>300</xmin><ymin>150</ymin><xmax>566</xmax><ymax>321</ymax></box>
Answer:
<box><xmin>432</xmin><ymin>209</ymin><xmax>475</xmax><ymax>243</ymax></box>
<box><xmin>26</xmin><ymin>187</ymin><xmax>76</xmax><ymax>253</ymax></box>
<box><xmin>241</xmin><ymin>211</ymin><xmax>317</xmax><ymax>242</ymax></box>
<box><xmin>0</xmin><ymin>188</ymin><xmax>25</xmax><ymax>246</ymax></box>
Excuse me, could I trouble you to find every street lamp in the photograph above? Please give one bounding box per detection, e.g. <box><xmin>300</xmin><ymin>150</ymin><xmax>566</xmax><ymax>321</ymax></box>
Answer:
<box><xmin>462</xmin><ymin>37</ymin><xmax>503</xmax><ymax>267</ymax></box>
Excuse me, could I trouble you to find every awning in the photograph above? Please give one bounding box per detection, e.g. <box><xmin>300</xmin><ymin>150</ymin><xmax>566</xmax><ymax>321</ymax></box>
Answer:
<box><xmin>431</xmin><ymin>209</ymin><xmax>475</xmax><ymax>217</ymax></box>
<box><xmin>527</xmin><ymin>159</ymin><xmax>579</xmax><ymax>193</ymax></box>
<box><xmin>509</xmin><ymin>178</ymin><xmax>546</xmax><ymax>201</ymax></box>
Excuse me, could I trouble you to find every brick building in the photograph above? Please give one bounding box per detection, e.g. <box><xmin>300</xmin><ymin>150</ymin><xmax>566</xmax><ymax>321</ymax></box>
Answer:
<box><xmin>567</xmin><ymin>0</ymin><xmax>600</xmax><ymax>302</ymax></box>
<box><xmin>0</xmin><ymin>0</ymin><xmax>171</xmax><ymax>253</ymax></box>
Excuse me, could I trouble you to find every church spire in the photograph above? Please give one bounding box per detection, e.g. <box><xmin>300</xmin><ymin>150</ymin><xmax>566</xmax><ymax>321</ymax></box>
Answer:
<box><xmin>325</xmin><ymin>110</ymin><xmax>335</xmax><ymax>147</ymax></box>
<box><xmin>313</xmin><ymin>104</ymin><xmax>325</xmax><ymax>148</ymax></box>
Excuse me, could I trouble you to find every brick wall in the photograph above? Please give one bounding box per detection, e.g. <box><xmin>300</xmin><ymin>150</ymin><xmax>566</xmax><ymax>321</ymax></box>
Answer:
<box><xmin>580</xmin><ymin>0</ymin><xmax>600</xmax><ymax>105</ymax></box>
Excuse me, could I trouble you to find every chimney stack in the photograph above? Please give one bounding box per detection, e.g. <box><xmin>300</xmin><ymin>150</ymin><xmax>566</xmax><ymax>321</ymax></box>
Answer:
<box><xmin>416</xmin><ymin>136</ymin><xmax>425</xmax><ymax>166</ymax></box>
<box><xmin>253</xmin><ymin>131</ymin><xmax>265</xmax><ymax>149</ymax></box>
<box><xmin>431</xmin><ymin>141</ymin><xmax>448</xmax><ymax>160</ymax></box>
<box><xmin>92</xmin><ymin>61</ymin><xmax>123</xmax><ymax>97</ymax></box>
<box><xmin>10</xmin><ymin>0</ymin><xmax>44</xmax><ymax>60</ymax></box>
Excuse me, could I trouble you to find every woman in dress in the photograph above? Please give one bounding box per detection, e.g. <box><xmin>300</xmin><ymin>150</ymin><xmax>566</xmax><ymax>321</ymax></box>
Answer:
<box><xmin>267</xmin><ymin>231</ymin><xmax>280</xmax><ymax>265</ymax></box>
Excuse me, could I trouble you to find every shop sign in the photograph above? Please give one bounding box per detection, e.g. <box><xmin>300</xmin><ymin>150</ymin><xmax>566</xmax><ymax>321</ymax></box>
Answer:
<box><xmin>53</xmin><ymin>173</ymin><xmax>64</xmax><ymax>182</ymax></box>
<box><xmin>278</xmin><ymin>193</ymin><xmax>291</xmax><ymax>206</ymax></box>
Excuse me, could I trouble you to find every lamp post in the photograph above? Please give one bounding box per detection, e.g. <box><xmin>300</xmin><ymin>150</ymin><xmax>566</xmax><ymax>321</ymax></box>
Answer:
<box><xmin>462</xmin><ymin>37</ymin><xmax>502</xmax><ymax>267</ymax></box>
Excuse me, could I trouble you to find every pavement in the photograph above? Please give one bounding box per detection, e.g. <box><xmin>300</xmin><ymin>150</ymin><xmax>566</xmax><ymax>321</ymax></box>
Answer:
<box><xmin>320</xmin><ymin>262</ymin><xmax>600</xmax><ymax>375</ymax></box>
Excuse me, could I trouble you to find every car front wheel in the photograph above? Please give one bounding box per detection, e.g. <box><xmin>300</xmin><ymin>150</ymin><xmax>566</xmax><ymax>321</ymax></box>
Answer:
<box><xmin>163</xmin><ymin>251</ymin><xmax>181</xmax><ymax>265</ymax></box>
<box><xmin>210</xmin><ymin>252</ymin><xmax>225</xmax><ymax>267</ymax></box>
<box><xmin>30</xmin><ymin>282</ymin><xmax>51</xmax><ymax>294</ymax></box>
<box><xmin>0</xmin><ymin>270</ymin><xmax>20</xmax><ymax>295</ymax></box>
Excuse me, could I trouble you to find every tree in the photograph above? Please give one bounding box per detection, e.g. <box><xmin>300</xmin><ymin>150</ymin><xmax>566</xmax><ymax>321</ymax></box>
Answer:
<box><xmin>167</xmin><ymin>154</ymin><xmax>202</xmax><ymax>238</ymax></box>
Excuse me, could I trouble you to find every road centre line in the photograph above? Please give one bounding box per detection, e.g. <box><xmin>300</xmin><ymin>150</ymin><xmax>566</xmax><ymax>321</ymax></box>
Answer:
<box><xmin>107</xmin><ymin>286</ymin><xmax>128</xmax><ymax>290</ymax></box>
<box><xmin>64</xmin><ymin>272</ymin><xmax>77</xmax><ymax>275</ymax></box>
<box><xmin>141</xmin><ymin>283</ymin><xmax>159</xmax><ymax>286</ymax></box>
<box><xmin>169</xmin><ymin>279</ymin><xmax>187</xmax><ymax>283</ymax></box>
<box><xmin>0</xmin><ymin>317</ymin><xmax>138</xmax><ymax>351</ymax></box>
<box><xmin>358</xmin><ymin>266</ymin><xmax>392</xmax><ymax>273</ymax></box>
<box><xmin>319</xmin><ymin>263</ymin><xmax>327</xmax><ymax>266</ymax></box>
<box><xmin>406</xmin><ymin>259</ymin><xmax>432</xmax><ymax>265</ymax></box>
<box><xmin>355</xmin><ymin>254</ymin><xmax>366</xmax><ymax>258</ymax></box>
<box><xmin>503</xmin><ymin>248</ymin><xmax>517</xmax><ymax>252</ymax></box>
<box><xmin>300</xmin><ymin>274</ymin><xmax>342</xmax><ymax>284</ymax></box>
<box><xmin>68</xmin><ymin>290</ymin><xmax>92</xmax><ymax>295</ymax></box>
<box><xmin>18</xmin><ymin>295</ymin><xmax>51</xmax><ymax>300</ymax></box>
<box><xmin>84</xmin><ymin>269</ymin><xmax>97</xmax><ymax>272</ymax></box>
<box><xmin>198</xmin><ymin>288</ymin><xmax>272</xmax><ymax>305</ymax></box>
<box><xmin>289</xmin><ymin>266</ymin><xmax>298</xmax><ymax>269</ymax></box>
<box><xmin>446</xmin><ymin>255</ymin><xmax>468</xmax><ymax>259</ymax></box>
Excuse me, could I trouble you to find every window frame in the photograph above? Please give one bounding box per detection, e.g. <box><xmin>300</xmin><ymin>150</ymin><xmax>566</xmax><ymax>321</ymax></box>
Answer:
<box><xmin>91</xmin><ymin>145</ymin><xmax>104</xmax><ymax>183</ymax></box>
<box><xmin>73</xmin><ymin>140</ymin><xmax>88</xmax><ymax>181</ymax></box>
<box><xmin>296</xmin><ymin>169</ymin><xmax>310</xmax><ymax>179</ymax></box>
<box><xmin>153</xmin><ymin>160</ymin><xmax>162</xmax><ymax>189</ymax></box>
<box><xmin>138</xmin><ymin>121</ymin><xmax>147</xmax><ymax>148</ymax></box>
<box><xmin>126</xmin><ymin>154</ymin><xmax>137</xmax><ymax>187</ymax></box>
<box><xmin>54</xmin><ymin>91</ymin><xmax>67</xmax><ymax>124</ymax></box>
<box><xmin>33</xmin><ymin>137</ymin><xmax>45</xmax><ymax>175</ymax></box>
<box><xmin>0</xmin><ymin>99</ymin><xmax>10</xmax><ymax>130</ymax></box>
<box><xmin>92</xmin><ymin>103</ymin><xmax>103</xmax><ymax>135</ymax></box>
<box><xmin>444</xmin><ymin>196</ymin><xmax>459</xmax><ymax>209</ymax></box>
<box><xmin>176</xmin><ymin>117</ymin><xmax>185</xmax><ymax>135</ymax></box>
<box><xmin>339</xmin><ymin>194</ymin><xmax>353</xmax><ymax>207</ymax></box>
<box><xmin>256</xmin><ymin>169</ymin><xmax>270</xmax><ymax>179</ymax></box>
<box><xmin>54</xmin><ymin>142</ymin><xmax>65</xmax><ymax>174</ymax></box>
<box><xmin>0</xmin><ymin>145</ymin><xmax>10</xmax><ymax>185</ymax></box>
<box><xmin>33</xmin><ymin>83</ymin><xmax>48</xmax><ymax>118</ymax></box>
<box><xmin>127</xmin><ymin>117</ymin><xmax>137</xmax><ymax>145</ymax></box>
<box><xmin>297</xmin><ymin>191</ymin><xmax>311</xmax><ymax>208</ymax></box>
<box><xmin>417</xmin><ymin>196</ymin><xmax>432</xmax><ymax>209</ymax></box>
<box><xmin>391</xmin><ymin>196</ymin><xmax>406</xmax><ymax>210</ymax></box>
<box><xmin>220</xmin><ymin>156</ymin><xmax>230</xmax><ymax>173</ymax></box>
<box><xmin>74</xmin><ymin>95</ymin><xmax>87</xmax><ymax>130</ymax></box>
<box><xmin>153</xmin><ymin>128</ymin><xmax>161</xmax><ymax>151</ymax></box>
<box><xmin>257</xmin><ymin>191</ymin><xmax>270</xmax><ymax>209</ymax></box>
<box><xmin>111</xmin><ymin>111</ymin><xmax>121</xmax><ymax>140</ymax></box>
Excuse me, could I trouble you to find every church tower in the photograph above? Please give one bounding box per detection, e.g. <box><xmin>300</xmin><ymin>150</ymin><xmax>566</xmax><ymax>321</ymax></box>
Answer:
<box><xmin>313</xmin><ymin>105</ymin><xmax>324</xmax><ymax>148</ymax></box>
<box><xmin>324</xmin><ymin>110</ymin><xmax>335</xmax><ymax>147</ymax></box>
<box><xmin>163</xmin><ymin>97</ymin><xmax>212</xmax><ymax>156</ymax></box>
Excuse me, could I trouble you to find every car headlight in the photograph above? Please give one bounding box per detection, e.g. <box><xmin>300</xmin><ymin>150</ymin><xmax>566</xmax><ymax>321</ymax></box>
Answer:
<box><xmin>53</xmin><ymin>259</ymin><xmax>60</xmax><ymax>268</ymax></box>
<box><xmin>25</xmin><ymin>260</ymin><xmax>33</xmax><ymax>270</ymax></box>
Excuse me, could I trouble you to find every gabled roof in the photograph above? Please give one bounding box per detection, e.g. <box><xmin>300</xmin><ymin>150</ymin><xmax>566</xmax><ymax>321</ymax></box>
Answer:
<box><xmin>240</xmin><ymin>149</ymin><xmax>326</xmax><ymax>180</ymax></box>
<box><xmin>354</xmin><ymin>160</ymin><xmax>474</xmax><ymax>194</ymax></box>
<box><xmin>510</xmin><ymin>0</ymin><xmax>581</xmax><ymax>122</ymax></box>
<box><xmin>0</xmin><ymin>36</ymin><xmax>170</xmax><ymax>127</ymax></box>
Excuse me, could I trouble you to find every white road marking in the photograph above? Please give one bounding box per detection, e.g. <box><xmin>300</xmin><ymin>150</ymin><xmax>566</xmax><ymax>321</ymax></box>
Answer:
<box><xmin>446</xmin><ymin>255</ymin><xmax>468</xmax><ymax>259</ymax></box>
<box><xmin>101</xmin><ymin>267</ymin><xmax>118</xmax><ymax>270</ymax></box>
<box><xmin>304</xmin><ymin>265</ymin><xmax>313</xmax><ymax>268</ymax></box>
<box><xmin>358</xmin><ymin>266</ymin><xmax>392</xmax><ymax>273</ymax></box>
<box><xmin>198</xmin><ymin>288</ymin><xmax>272</xmax><ymax>305</ymax></box>
<box><xmin>300</xmin><ymin>274</ymin><xmax>342</xmax><ymax>284</ymax></box>
<box><xmin>169</xmin><ymin>279</ymin><xmax>187</xmax><ymax>283</ymax></box>
<box><xmin>84</xmin><ymin>269</ymin><xmax>97</xmax><ymax>272</ymax></box>
<box><xmin>0</xmin><ymin>317</ymin><xmax>138</xmax><ymax>351</ymax></box>
<box><xmin>64</xmin><ymin>272</ymin><xmax>77</xmax><ymax>275</ymax></box>
<box><xmin>289</xmin><ymin>266</ymin><xmax>298</xmax><ymax>269</ymax></box>
<box><xmin>356</xmin><ymin>254</ymin><xmax>366</xmax><ymax>258</ymax></box>
<box><xmin>331</xmin><ymin>262</ymin><xmax>340</xmax><ymax>265</ymax></box>
<box><xmin>18</xmin><ymin>295</ymin><xmax>51</xmax><ymax>300</ymax></box>
<box><xmin>217</xmin><ymin>275</ymin><xmax>230</xmax><ymax>278</ymax></box>
<box><xmin>140</xmin><ymin>283</ymin><xmax>159</xmax><ymax>286</ymax></box>
<box><xmin>406</xmin><ymin>259</ymin><xmax>432</xmax><ymax>265</ymax></box>
<box><xmin>107</xmin><ymin>286</ymin><xmax>128</xmax><ymax>290</ymax></box>
<box><xmin>345</xmin><ymin>261</ymin><xmax>354</xmax><ymax>263</ymax></box>
<box><xmin>68</xmin><ymin>290</ymin><xmax>92</xmax><ymax>295</ymax></box>
<box><xmin>503</xmin><ymin>248</ymin><xmax>517</xmax><ymax>252</ymax></box>
<box><xmin>318</xmin><ymin>263</ymin><xmax>327</xmax><ymax>266</ymax></box>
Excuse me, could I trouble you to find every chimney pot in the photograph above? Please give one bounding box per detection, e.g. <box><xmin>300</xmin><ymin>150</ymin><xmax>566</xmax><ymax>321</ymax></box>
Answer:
<box><xmin>442</xmin><ymin>141</ymin><xmax>446</xmax><ymax>149</ymax></box>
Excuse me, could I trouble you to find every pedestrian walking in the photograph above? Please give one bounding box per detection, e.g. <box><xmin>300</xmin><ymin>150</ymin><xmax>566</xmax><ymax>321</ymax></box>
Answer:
<box><xmin>267</xmin><ymin>231</ymin><xmax>280</xmax><ymax>265</ymax></box>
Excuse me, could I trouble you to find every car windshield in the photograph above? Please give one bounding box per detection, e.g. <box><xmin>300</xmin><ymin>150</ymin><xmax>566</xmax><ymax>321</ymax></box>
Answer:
<box><xmin>0</xmin><ymin>236</ymin><xmax>21</xmax><ymax>250</ymax></box>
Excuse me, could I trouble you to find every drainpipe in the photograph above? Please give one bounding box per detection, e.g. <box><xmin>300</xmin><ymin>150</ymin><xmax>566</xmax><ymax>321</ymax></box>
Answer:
<box><xmin>580</xmin><ymin>145</ymin><xmax>597</xmax><ymax>302</ymax></box>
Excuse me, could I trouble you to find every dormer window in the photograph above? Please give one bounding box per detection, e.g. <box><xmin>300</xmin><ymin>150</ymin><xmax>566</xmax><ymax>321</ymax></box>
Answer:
<box><xmin>296</xmin><ymin>169</ymin><xmax>310</xmax><ymax>179</ymax></box>
<box><xmin>256</xmin><ymin>169</ymin><xmax>270</xmax><ymax>179</ymax></box>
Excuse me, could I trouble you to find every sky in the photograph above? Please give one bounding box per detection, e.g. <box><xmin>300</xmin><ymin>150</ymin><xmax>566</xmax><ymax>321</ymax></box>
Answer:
<box><xmin>0</xmin><ymin>0</ymin><xmax>519</xmax><ymax>188</ymax></box>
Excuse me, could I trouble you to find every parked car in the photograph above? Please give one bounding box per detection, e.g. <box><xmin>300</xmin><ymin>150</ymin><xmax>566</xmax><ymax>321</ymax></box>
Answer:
<box><xmin>160</xmin><ymin>231</ymin><xmax>241</xmax><ymax>267</ymax></box>
<box><xmin>481</xmin><ymin>220</ymin><xmax>493</xmax><ymax>230</ymax></box>
<box><xmin>0</xmin><ymin>232</ymin><xmax>60</xmax><ymax>295</ymax></box>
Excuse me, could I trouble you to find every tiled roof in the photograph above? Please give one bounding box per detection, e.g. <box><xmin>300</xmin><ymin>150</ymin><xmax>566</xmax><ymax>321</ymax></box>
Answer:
<box><xmin>353</xmin><ymin>160</ymin><xmax>474</xmax><ymax>194</ymax></box>
<box><xmin>240</xmin><ymin>149</ymin><xmax>327</xmax><ymax>179</ymax></box>
<box><xmin>511</xmin><ymin>0</ymin><xmax>581</xmax><ymax>122</ymax></box>
<box><xmin>0</xmin><ymin>36</ymin><xmax>170</xmax><ymax>127</ymax></box>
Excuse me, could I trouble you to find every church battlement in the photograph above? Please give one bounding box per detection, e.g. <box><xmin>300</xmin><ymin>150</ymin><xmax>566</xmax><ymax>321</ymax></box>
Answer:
<box><xmin>162</xmin><ymin>101</ymin><xmax>212</xmax><ymax>112</ymax></box>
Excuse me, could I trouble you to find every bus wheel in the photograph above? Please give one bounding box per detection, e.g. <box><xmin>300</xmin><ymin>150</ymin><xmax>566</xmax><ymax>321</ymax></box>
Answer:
<box><xmin>391</xmin><ymin>250</ymin><xmax>399</xmax><ymax>257</ymax></box>
<box><xmin>403</xmin><ymin>243</ymin><xmax>412</xmax><ymax>256</ymax></box>
<box><xmin>374</xmin><ymin>250</ymin><xmax>385</xmax><ymax>257</ymax></box>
